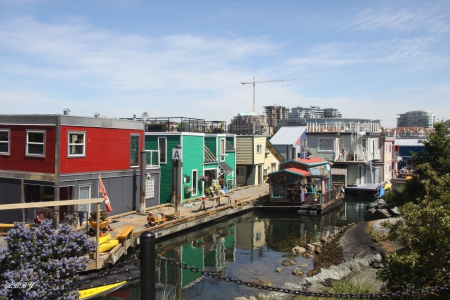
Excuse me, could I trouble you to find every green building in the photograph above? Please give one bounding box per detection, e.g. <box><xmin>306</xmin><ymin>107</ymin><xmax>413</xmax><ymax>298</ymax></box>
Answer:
<box><xmin>144</xmin><ymin>117</ymin><xmax>236</xmax><ymax>204</ymax></box>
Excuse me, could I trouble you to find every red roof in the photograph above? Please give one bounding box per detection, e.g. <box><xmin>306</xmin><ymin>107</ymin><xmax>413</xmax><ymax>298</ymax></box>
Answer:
<box><xmin>295</xmin><ymin>157</ymin><xmax>327</xmax><ymax>165</ymax></box>
<box><xmin>283</xmin><ymin>168</ymin><xmax>311</xmax><ymax>176</ymax></box>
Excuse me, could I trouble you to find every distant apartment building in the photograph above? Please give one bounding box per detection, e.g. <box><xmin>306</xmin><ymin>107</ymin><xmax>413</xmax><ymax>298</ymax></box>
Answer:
<box><xmin>289</xmin><ymin>106</ymin><xmax>342</xmax><ymax>119</ymax></box>
<box><xmin>444</xmin><ymin>119</ymin><xmax>450</xmax><ymax>130</ymax></box>
<box><xmin>263</xmin><ymin>105</ymin><xmax>289</xmax><ymax>128</ymax></box>
<box><xmin>229</xmin><ymin>112</ymin><xmax>269</xmax><ymax>135</ymax></box>
<box><xmin>382</xmin><ymin>127</ymin><xmax>433</xmax><ymax>139</ymax></box>
<box><xmin>278</xmin><ymin>117</ymin><xmax>379</xmax><ymax>128</ymax></box>
<box><xmin>397</xmin><ymin>110</ymin><xmax>435</xmax><ymax>129</ymax></box>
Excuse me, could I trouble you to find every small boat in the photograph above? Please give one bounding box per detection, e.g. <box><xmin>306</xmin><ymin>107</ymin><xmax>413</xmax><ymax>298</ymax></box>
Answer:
<box><xmin>79</xmin><ymin>280</ymin><xmax>127</xmax><ymax>300</ymax></box>
<box><xmin>99</xmin><ymin>238</ymin><xmax>119</xmax><ymax>252</ymax></box>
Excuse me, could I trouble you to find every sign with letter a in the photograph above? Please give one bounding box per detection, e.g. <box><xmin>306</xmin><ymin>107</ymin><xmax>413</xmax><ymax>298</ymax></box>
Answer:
<box><xmin>172</xmin><ymin>148</ymin><xmax>182</xmax><ymax>161</ymax></box>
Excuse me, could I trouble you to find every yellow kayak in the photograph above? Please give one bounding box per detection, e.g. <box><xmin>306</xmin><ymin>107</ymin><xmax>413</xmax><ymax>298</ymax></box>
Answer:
<box><xmin>79</xmin><ymin>280</ymin><xmax>127</xmax><ymax>300</ymax></box>
<box><xmin>98</xmin><ymin>232</ymin><xmax>111</xmax><ymax>244</ymax></box>
<box><xmin>383</xmin><ymin>181</ymin><xmax>392</xmax><ymax>190</ymax></box>
<box><xmin>99</xmin><ymin>238</ymin><xmax>119</xmax><ymax>252</ymax></box>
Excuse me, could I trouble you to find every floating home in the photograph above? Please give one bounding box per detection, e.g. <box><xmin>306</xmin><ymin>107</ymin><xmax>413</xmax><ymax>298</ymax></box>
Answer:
<box><xmin>267</xmin><ymin>157</ymin><xmax>345</xmax><ymax>215</ymax></box>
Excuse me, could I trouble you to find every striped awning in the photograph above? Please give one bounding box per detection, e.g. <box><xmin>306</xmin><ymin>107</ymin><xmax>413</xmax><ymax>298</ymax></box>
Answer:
<box><xmin>331</xmin><ymin>168</ymin><xmax>347</xmax><ymax>175</ymax></box>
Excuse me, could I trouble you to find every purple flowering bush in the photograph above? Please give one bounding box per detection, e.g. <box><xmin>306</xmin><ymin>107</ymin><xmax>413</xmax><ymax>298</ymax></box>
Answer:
<box><xmin>0</xmin><ymin>220</ymin><xmax>96</xmax><ymax>299</ymax></box>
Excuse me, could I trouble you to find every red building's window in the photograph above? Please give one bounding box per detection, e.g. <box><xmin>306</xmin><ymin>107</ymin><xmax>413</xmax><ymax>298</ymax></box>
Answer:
<box><xmin>0</xmin><ymin>129</ymin><xmax>10</xmax><ymax>155</ymax></box>
<box><xmin>68</xmin><ymin>132</ymin><xmax>86</xmax><ymax>157</ymax></box>
<box><xmin>26</xmin><ymin>130</ymin><xmax>45</xmax><ymax>157</ymax></box>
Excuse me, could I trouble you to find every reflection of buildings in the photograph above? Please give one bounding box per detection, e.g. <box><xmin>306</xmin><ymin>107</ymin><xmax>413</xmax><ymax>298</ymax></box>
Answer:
<box><xmin>235</xmin><ymin>220</ymin><xmax>267</xmax><ymax>251</ymax></box>
<box><xmin>156</xmin><ymin>227</ymin><xmax>236</xmax><ymax>291</ymax></box>
<box><xmin>151</xmin><ymin>201</ymin><xmax>371</xmax><ymax>296</ymax></box>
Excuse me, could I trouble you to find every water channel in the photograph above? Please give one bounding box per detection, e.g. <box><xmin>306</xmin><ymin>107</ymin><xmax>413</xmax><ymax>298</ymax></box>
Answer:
<box><xmin>97</xmin><ymin>195</ymin><xmax>372</xmax><ymax>300</ymax></box>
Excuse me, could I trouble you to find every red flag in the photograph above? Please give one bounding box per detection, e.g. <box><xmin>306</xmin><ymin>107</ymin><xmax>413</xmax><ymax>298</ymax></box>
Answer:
<box><xmin>99</xmin><ymin>175</ymin><xmax>113</xmax><ymax>213</ymax></box>
<box><xmin>295</xmin><ymin>137</ymin><xmax>301</xmax><ymax>146</ymax></box>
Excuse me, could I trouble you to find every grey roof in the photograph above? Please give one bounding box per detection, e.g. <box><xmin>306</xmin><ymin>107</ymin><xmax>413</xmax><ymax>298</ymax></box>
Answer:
<box><xmin>394</xmin><ymin>139</ymin><xmax>426</xmax><ymax>146</ymax></box>
<box><xmin>269</xmin><ymin>126</ymin><xmax>307</xmax><ymax>145</ymax></box>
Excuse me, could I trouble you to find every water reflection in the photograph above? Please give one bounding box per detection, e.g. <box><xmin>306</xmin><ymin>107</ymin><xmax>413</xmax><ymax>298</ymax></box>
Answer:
<box><xmin>101</xmin><ymin>195</ymin><xmax>373</xmax><ymax>300</ymax></box>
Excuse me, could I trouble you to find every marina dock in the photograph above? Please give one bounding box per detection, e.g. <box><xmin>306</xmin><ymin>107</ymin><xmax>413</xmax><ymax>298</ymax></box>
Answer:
<box><xmin>85</xmin><ymin>185</ymin><xmax>269</xmax><ymax>270</ymax></box>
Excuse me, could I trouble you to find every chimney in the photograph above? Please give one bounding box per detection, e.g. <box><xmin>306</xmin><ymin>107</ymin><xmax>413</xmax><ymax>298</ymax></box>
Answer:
<box><xmin>63</xmin><ymin>108</ymin><xmax>71</xmax><ymax>115</ymax></box>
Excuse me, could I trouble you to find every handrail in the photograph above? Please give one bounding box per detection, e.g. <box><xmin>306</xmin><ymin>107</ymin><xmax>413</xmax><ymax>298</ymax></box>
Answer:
<box><xmin>0</xmin><ymin>198</ymin><xmax>103</xmax><ymax>211</ymax></box>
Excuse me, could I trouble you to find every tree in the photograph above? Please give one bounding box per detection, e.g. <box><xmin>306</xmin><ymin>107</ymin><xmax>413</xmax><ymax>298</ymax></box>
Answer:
<box><xmin>377</xmin><ymin>165</ymin><xmax>450</xmax><ymax>293</ymax></box>
<box><xmin>0</xmin><ymin>220</ymin><xmax>96</xmax><ymax>299</ymax></box>
<box><xmin>384</xmin><ymin>121</ymin><xmax>450</xmax><ymax>206</ymax></box>
<box><xmin>413</xmin><ymin>121</ymin><xmax>450</xmax><ymax>176</ymax></box>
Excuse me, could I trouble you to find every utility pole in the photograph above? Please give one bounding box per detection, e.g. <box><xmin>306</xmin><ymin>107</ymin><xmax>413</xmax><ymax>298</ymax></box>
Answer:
<box><xmin>241</xmin><ymin>77</ymin><xmax>296</xmax><ymax>112</ymax></box>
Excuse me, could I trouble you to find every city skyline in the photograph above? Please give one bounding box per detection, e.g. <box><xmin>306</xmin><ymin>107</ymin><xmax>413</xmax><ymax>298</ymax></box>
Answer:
<box><xmin>1</xmin><ymin>1</ymin><xmax>450</xmax><ymax>128</ymax></box>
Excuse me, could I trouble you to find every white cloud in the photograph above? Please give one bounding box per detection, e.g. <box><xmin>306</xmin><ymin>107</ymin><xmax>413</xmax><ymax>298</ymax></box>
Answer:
<box><xmin>347</xmin><ymin>4</ymin><xmax>450</xmax><ymax>34</ymax></box>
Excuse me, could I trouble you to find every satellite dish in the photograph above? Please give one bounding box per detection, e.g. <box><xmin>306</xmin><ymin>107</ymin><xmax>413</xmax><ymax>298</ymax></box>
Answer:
<box><xmin>142</xmin><ymin>112</ymin><xmax>149</xmax><ymax>120</ymax></box>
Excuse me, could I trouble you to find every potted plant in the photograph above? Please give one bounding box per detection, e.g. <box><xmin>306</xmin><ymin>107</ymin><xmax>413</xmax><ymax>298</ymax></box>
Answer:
<box><xmin>184</xmin><ymin>185</ymin><xmax>192</xmax><ymax>197</ymax></box>
<box><xmin>204</xmin><ymin>186</ymin><xmax>212</xmax><ymax>196</ymax></box>
<box><xmin>200</xmin><ymin>175</ymin><xmax>209</xmax><ymax>182</ymax></box>
<box><xmin>219</xmin><ymin>178</ymin><xmax>225</xmax><ymax>188</ymax></box>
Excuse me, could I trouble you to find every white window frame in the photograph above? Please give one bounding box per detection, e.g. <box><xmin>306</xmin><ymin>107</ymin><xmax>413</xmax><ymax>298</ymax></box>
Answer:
<box><xmin>26</xmin><ymin>130</ymin><xmax>45</xmax><ymax>157</ymax></box>
<box><xmin>318</xmin><ymin>137</ymin><xmax>334</xmax><ymax>152</ymax></box>
<box><xmin>78</xmin><ymin>185</ymin><xmax>91</xmax><ymax>217</ymax></box>
<box><xmin>192</xmin><ymin>169</ymin><xmax>198</xmax><ymax>196</ymax></box>
<box><xmin>220</xmin><ymin>138</ymin><xmax>225</xmax><ymax>162</ymax></box>
<box><xmin>0</xmin><ymin>129</ymin><xmax>10</xmax><ymax>155</ymax></box>
<box><xmin>158</xmin><ymin>137</ymin><xmax>167</xmax><ymax>164</ymax></box>
<box><xmin>256</xmin><ymin>144</ymin><xmax>262</xmax><ymax>154</ymax></box>
<box><xmin>68</xmin><ymin>132</ymin><xmax>86</xmax><ymax>157</ymax></box>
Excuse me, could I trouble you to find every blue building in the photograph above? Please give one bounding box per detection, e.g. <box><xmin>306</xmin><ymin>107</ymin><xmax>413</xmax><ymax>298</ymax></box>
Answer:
<box><xmin>395</xmin><ymin>139</ymin><xmax>426</xmax><ymax>170</ymax></box>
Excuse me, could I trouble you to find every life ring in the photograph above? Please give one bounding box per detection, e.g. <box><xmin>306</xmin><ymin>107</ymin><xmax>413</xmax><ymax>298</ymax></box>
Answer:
<box><xmin>399</xmin><ymin>169</ymin><xmax>405</xmax><ymax>175</ymax></box>
<box><xmin>36</xmin><ymin>211</ymin><xmax>47</xmax><ymax>223</ymax></box>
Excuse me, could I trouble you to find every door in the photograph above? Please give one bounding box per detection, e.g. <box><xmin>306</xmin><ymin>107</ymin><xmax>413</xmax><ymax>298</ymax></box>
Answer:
<box><xmin>78</xmin><ymin>185</ymin><xmax>91</xmax><ymax>225</ymax></box>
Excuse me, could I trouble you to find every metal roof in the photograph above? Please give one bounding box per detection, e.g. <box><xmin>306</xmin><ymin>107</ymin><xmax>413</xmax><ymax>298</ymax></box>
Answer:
<box><xmin>394</xmin><ymin>139</ymin><xmax>426</xmax><ymax>146</ymax></box>
<box><xmin>269</xmin><ymin>126</ymin><xmax>307</xmax><ymax>145</ymax></box>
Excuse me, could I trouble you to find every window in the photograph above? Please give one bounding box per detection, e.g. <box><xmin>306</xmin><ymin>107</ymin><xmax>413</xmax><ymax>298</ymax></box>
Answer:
<box><xmin>158</xmin><ymin>137</ymin><xmax>167</xmax><ymax>164</ymax></box>
<box><xmin>220</xmin><ymin>139</ymin><xmax>225</xmax><ymax>161</ymax></box>
<box><xmin>256</xmin><ymin>144</ymin><xmax>262</xmax><ymax>153</ymax></box>
<box><xmin>318</xmin><ymin>138</ymin><xmax>334</xmax><ymax>151</ymax></box>
<box><xmin>271</xmin><ymin>163</ymin><xmax>276</xmax><ymax>172</ymax></box>
<box><xmin>130</xmin><ymin>134</ymin><xmax>140</xmax><ymax>167</ymax></box>
<box><xmin>237</xmin><ymin>168</ymin><xmax>244</xmax><ymax>176</ymax></box>
<box><xmin>0</xmin><ymin>129</ymin><xmax>10</xmax><ymax>155</ymax></box>
<box><xmin>145</xmin><ymin>177</ymin><xmax>155</xmax><ymax>198</ymax></box>
<box><xmin>192</xmin><ymin>170</ymin><xmax>198</xmax><ymax>195</ymax></box>
<box><xmin>26</xmin><ymin>130</ymin><xmax>45</xmax><ymax>156</ymax></box>
<box><xmin>68</xmin><ymin>132</ymin><xmax>86</xmax><ymax>157</ymax></box>
<box><xmin>78</xmin><ymin>185</ymin><xmax>91</xmax><ymax>217</ymax></box>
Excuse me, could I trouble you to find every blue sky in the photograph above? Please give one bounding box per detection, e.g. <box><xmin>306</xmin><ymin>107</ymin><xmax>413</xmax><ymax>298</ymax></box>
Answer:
<box><xmin>1</xmin><ymin>0</ymin><xmax>449</xmax><ymax>128</ymax></box>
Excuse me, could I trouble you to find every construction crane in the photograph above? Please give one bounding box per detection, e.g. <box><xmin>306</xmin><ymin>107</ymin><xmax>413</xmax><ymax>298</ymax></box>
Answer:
<box><xmin>241</xmin><ymin>77</ymin><xmax>296</xmax><ymax>112</ymax></box>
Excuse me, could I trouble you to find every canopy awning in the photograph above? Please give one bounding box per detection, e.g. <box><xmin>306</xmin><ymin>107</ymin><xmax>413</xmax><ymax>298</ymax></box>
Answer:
<box><xmin>219</xmin><ymin>162</ymin><xmax>233</xmax><ymax>174</ymax></box>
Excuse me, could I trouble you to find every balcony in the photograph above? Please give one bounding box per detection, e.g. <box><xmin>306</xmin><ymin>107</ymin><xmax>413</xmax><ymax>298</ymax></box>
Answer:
<box><xmin>142</xmin><ymin>117</ymin><xmax>227</xmax><ymax>133</ymax></box>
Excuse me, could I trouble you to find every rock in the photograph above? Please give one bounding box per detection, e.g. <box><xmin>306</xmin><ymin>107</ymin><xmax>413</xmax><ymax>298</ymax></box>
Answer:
<box><xmin>256</xmin><ymin>293</ymin><xmax>266</xmax><ymax>299</ymax></box>
<box><xmin>314</xmin><ymin>245</ymin><xmax>322</xmax><ymax>254</ymax></box>
<box><xmin>248</xmin><ymin>296</ymin><xmax>258</xmax><ymax>300</ymax></box>
<box><xmin>366</xmin><ymin>200</ymin><xmax>379</xmax><ymax>209</ymax></box>
<box><xmin>306</xmin><ymin>244</ymin><xmax>315</xmax><ymax>254</ymax></box>
<box><xmin>276</xmin><ymin>268</ymin><xmax>282</xmax><ymax>273</ymax></box>
<box><xmin>365</xmin><ymin>208</ymin><xmax>392</xmax><ymax>221</ymax></box>
<box><xmin>303</xmin><ymin>253</ymin><xmax>313</xmax><ymax>259</ymax></box>
<box><xmin>312</xmin><ymin>242</ymin><xmax>322</xmax><ymax>247</ymax></box>
<box><xmin>292</xmin><ymin>246</ymin><xmax>306</xmax><ymax>255</ymax></box>
<box><xmin>234</xmin><ymin>297</ymin><xmax>248</xmax><ymax>300</ymax></box>
<box><xmin>281</xmin><ymin>259</ymin><xmax>296</xmax><ymax>266</ymax></box>
<box><xmin>372</xmin><ymin>262</ymin><xmax>385</xmax><ymax>269</ymax></box>
<box><xmin>292</xmin><ymin>268</ymin><xmax>303</xmax><ymax>276</ymax></box>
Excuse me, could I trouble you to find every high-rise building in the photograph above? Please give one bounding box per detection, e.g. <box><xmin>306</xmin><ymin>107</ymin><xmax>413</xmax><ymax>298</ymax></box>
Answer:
<box><xmin>397</xmin><ymin>110</ymin><xmax>435</xmax><ymax>129</ymax></box>
<box><xmin>229</xmin><ymin>111</ymin><xmax>269</xmax><ymax>135</ymax></box>
<box><xmin>263</xmin><ymin>105</ymin><xmax>289</xmax><ymax>128</ymax></box>
<box><xmin>289</xmin><ymin>106</ymin><xmax>342</xmax><ymax>119</ymax></box>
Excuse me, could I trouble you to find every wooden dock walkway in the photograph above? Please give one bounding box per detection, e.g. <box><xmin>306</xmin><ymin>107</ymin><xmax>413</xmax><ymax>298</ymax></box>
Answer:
<box><xmin>86</xmin><ymin>185</ymin><xmax>269</xmax><ymax>270</ymax></box>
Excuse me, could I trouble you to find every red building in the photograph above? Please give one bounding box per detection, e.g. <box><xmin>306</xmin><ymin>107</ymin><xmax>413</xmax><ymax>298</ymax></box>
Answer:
<box><xmin>0</xmin><ymin>114</ymin><xmax>160</xmax><ymax>223</ymax></box>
